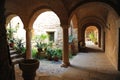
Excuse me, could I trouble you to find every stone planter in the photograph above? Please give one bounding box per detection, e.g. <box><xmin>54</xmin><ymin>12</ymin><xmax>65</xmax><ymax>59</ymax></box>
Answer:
<box><xmin>19</xmin><ymin>59</ymin><xmax>39</xmax><ymax>80</ymax></box>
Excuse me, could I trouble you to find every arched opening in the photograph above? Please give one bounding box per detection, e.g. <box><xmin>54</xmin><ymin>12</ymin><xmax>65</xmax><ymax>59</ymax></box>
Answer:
<box><xmin>68</xmin><ymin>2</ymin><xmax>108</xmax><ymax>53</ymax></box>
<box><xmin>6</xmin><ymin>15</ymin><xmax>26</xmax><ymax>64</ymax></box>
<box><xmin>69</xmin><ymin>2</ymin><xmax>119</xmax><ymax>70</ymax></box>
<box><xmin>31</xmin><ymin>10</ymin><xmax>66</xmax><ymax>74</ymax></box>
<box><xmin>79</xmin><ymin>23</ymin><xmax>103</xmax><ymax>52</ymax></box>
<box><xmin>68</xmin><ymin>14</ymin><xmax>78</xmax><ymax>55</ymax></box>
<box><xmin>85</xmin><ymin>26</ymin><xmax>99</xmax><ymax>47</ymax></box>
<box><xmin>6</xmin><ymin>15</ymin><xmax>26</xmax><ymax>49</ymax></box>
<box><xmin>32</xmin><ymin>10</ymin><xmax>62</xmax><ymax>57</ymax></box>
<box><xmin>84</xmin><ymin>26</ymin><xmax>102</xmax><ymax>52</ymax></box>
<box><xmin>2</xmin><ymin>1</ymin><xmax>120</xmax><ymax>79</ymax></box>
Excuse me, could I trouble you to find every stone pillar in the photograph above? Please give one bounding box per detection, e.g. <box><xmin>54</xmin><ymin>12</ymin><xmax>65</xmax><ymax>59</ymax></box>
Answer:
<box><xmin>61</xmin><ymin>25</ymin><xmax>70</xmax><ymax>67</ymax></box>
<box><xmin>25</xmin><ymin>28</ymin><xmax>32</xmax><ymax>59</ymax></box>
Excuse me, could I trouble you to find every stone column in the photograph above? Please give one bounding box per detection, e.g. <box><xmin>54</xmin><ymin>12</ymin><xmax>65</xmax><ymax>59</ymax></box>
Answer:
<box><xmin>61</xmin><ymin>25</ymin><xmax>70</xmax><ymax>67</ymax></box>
<box><xmin>25</xmin><ymin>28</ymin><xmax>32</xmax><ymax>59</ymax></box>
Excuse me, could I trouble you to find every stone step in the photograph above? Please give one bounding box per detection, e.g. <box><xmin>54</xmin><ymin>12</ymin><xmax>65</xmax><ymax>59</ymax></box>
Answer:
<box><xmin>11</xmin><ymin>53</ymin><xmax>24</xmax><ymax>59</ymax></box>
<box><xmin>10</xmin><ymin>48</ymin><xmax>25</xmax><ymax>65</ymax></box>
<box><xmin>12</xmin><ymin>57</ymin><xmax>24</xmax><ymax>65</ymax></box>
<box><xmin>10</xmin><ymin>50</ymin><xmax>17</xmax><ymax>55</ymax></box>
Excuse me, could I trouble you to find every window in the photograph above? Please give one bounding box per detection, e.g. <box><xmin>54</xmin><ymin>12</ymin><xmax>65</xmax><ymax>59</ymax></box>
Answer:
<box><xmin>47</xmin><ymin>32</ymin><xmax>54</xmax><ymax>42</ymax></box>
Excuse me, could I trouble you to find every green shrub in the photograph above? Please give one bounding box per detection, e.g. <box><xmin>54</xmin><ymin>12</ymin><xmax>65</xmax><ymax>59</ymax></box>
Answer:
<box><xmin>32</xmin><ymin>48</ymin><xmax>37</xmax><ymax>58</ymax></box>
<box><xmin>53</xmin><ymin>48</ymin><xmax>62</xmax><ymax>59</ymax></box>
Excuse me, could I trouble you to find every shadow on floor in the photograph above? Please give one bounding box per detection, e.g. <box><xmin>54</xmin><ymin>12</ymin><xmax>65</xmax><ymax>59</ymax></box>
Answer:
<box><xmin>68</xmin><ymin>64</ymin><xmax>120</xmax><ymax>80</ymax></box>
<box><xmin>61</xmin><ymin>52</ymin><xmax>120</xmax><ymax>80</ymax></box>
<box><xmin>79</xmin><ymin>47</ymin><xmax>103</xmax><ymax>53</ymax></box>
<box><xmin>85</xmin><ymin>47</ymin><xmax>103</xmax><ymax>52</ymax></box>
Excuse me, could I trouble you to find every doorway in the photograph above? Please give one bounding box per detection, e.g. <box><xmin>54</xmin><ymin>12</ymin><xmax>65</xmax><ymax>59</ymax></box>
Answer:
<box><xmin>85</xmin><ymin>26</ymin><xmax>99</xmax><ymax>47</ymax></box>
<box><xmin>81</xmin><ymin>25</ymin><xmax>103</xmax><ymax>52</ymax></box>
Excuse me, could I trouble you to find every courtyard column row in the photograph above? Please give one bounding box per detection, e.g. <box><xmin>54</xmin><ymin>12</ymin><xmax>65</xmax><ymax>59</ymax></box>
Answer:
<box><xmin>25</xmin><ymin>28</ymin><xmax>32</xmax><ymax>59</ymax></box>
<box><xmin>61</xmin><ymin>25</ymin><xmax>70</xmax><ymax>67</ymax></box>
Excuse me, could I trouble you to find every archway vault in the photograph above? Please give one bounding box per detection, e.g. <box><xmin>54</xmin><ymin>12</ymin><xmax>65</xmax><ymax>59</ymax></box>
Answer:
<box><xmin>68</xmin><ymin>1</ymin><xmax>120</xmax><ymax>17</ymax></box>
<box><xmin>76</xmin><ymin>16</ymin><xmax>105</xmax><ymax>51</ymax></box>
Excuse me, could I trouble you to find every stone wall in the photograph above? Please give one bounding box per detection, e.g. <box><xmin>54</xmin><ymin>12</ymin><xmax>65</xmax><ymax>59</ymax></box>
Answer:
<box><xmin>33</xmin><ymin>24</ymin><xmax>63</xmax><ymax>49</ymax></box>
<box><xmin>105</xmin><ymin>11</ymin><xmax>119</xmax><ymax>70</ymax></box>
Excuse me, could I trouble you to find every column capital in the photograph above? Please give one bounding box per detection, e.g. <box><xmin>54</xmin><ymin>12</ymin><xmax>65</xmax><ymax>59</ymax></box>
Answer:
<box><xmin>24</xmin><ymin>27</ymin><xmax>32</xmax><ymax>31</ymax></box>
<box><xmin>61</xmin><ymin>24</ymin><xmax>70</xmax><ymax>29</ymax></box>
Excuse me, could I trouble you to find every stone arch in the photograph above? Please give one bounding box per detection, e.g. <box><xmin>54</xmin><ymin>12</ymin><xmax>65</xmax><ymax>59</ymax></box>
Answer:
<box><xmin>79</xmin><ymin>16</ymin><xmax>105</xmax><ymax>51</ymax></box>
<box><xmin>28</xmin><ymin>7</ymin><xmax>63</xmax><ymax>29</ymax></box>
<box><xmin>6</xmin><ymin>14</ymin><xmax>26</xmax><ymax>40</ymax></box>
<box><xmin>69</xmin><ymin>1</ymin><xmax>120</xmax><ymax>17</ymax></box>
<box><xmin>6</xmin><ymin>14</ymin><xmax>25</xmax><ymax>29</ymax></box>
<box><xmin>85</xmin><ymin>26</ymin><xmax>99</xmax><ymax>44</ymax></box>
<box><xmin>68</xmin><ymin>1</ymin><xmax>120</xmax><ymax>69</ymax></box>
<box><xmin>6</xmin><ymin>14</ymin><xmax>17</xmax><ymax>26</ymax></box>
<box><xmin>68</xmin><ymin>2</ymin><xmax>119</xmax><ymax>24</ymax></box>
<box><xmin>28</xmin><ymin>6</ymin><xmax>68</xmax><ymax>28</ymax></box>
<box><xmin>82</xmin><ymin>23</ymin><xmax>101</xmax><ymax>46</ymax></box>
<box><xmin>6</xmin><ymin>14</ymin><xmax>16</xmax><ymax>23</ymax></box>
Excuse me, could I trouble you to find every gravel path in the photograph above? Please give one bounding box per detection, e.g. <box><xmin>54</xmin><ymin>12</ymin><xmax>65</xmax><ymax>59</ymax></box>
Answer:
<box><xmin>38</xmin><ymin>59</ymin><xmax>67</xmax><ymax>75</ymax></box>
<box><xmin>15</xmin><ymin>59</ymin><xmax>68</xmax><ymax>80</ymax></box>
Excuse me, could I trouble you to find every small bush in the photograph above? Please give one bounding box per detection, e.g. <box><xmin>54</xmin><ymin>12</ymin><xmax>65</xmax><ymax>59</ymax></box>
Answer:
<box><xmin>32</xmin><ymin>48</ymin><xmax>37</xmax><ymax>58</ymax></box>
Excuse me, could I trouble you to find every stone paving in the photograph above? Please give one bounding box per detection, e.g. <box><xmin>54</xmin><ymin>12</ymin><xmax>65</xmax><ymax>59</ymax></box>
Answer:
<box><xmin>61</xmin><ymin>52</ymin><xmax>120</xmax><ymax>80</ymax></box>
<box><xmin>15</xmin><ymin>52</ymin><xmax>120</xmax><ymax>80</ymax></box>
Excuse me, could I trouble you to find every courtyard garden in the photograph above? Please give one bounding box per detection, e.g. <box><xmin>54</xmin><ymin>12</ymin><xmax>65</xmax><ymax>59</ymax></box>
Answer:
<box><xmin>31</xmin><ymin>34</ymin><xmax>63</xmax><ymax>61</ymax></box>
<box><xmin>7</xmin><ymin>20</ymin><xmax>72</xmax><ymax>63</ymax></box>
<box><xmin>7</xmin><ymin>11</ymin><xmax>75</xmax><ymax>64</ymax></box>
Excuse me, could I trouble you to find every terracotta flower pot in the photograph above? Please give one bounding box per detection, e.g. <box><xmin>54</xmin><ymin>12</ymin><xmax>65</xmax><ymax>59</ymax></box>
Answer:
<box><xmin>9</xmin><ymin>42</ymin><xmax>14</xmax><ymax>48</ymax></box>
<box><xmin>19</xmin><ymin>59</ymin><xmax>39</xmax><ymax>80</ymax></box>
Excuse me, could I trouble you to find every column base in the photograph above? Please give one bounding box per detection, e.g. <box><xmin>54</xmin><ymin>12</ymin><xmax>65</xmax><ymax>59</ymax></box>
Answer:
<box><xmin>61</xmin><ymin>62</ymin><xmax>70</xmax><ymax>68</ymax></box>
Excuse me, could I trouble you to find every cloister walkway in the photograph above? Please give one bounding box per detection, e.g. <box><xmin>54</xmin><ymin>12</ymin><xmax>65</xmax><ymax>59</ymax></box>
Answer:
<box><xmin>60</xmin><ymin>52</ymin><xmax>120</xmax><ymax>80</ymax></box>
<box><xmin>15</xmin><ymin>44</ymin><xmax>120</xmax><ymax>80</ymax></box>
<box><xmin>59</xmin><ymin>42</ymin><xmax>120</xmax><ymax>80</ymax></box>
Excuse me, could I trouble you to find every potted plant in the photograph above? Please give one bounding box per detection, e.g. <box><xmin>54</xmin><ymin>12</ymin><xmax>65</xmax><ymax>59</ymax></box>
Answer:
<box><xmin>14</xmin><ymin>39</ymin><xmax>26</xmax><ymax>58</ymax></box>
<box><xmin>9</xmin><ymin>38</ymin><xmax>15</xmax><ymax>48</ymax></box>
<box><xmin>52</xmin><ymin>48</ymin><xmax>62</xmax><ymax>61</ymax></box>
<box><xmin>7</xmin><ymin>26</ymin><xmax>16</xmax><ymax>48</ymax></box>
<box><xmin>35</xmin><ymin>42</ymin><xmax>48</xmax><ymax>58</ymax></box>
<box><xmin>45</xmin><ymin>41</ymin><xmax>54</xmax><ymax>60</ymax></box>
<box><xmin>46</xmin><ymin>47</ymin><xmax>54</xmax><ymax>60</ymax></box>
<box><xmin>36</xmin><ymin>42</ymin><xmax>43</xmax><ymax>52</ymax></box>
<box><xmin>34</xmin><ymin>34</ymin><xmax>48</xmax><ymax>53</ymax></box>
